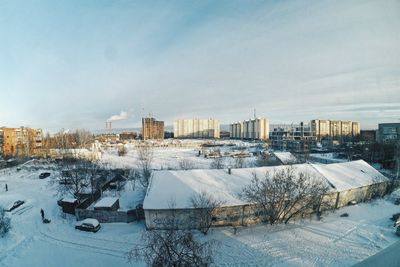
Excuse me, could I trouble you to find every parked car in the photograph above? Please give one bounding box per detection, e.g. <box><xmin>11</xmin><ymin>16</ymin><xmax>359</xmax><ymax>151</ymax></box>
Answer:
<box><xmin>39</xmin><ymin>172</ymin><xmax>51</xmax><ymax>179</ymax></box>
<box><xmin>8</xmin><ymin>200</ymin><xmax>25</xmax><ymax>212</ymax></box>
<box><xmin>75</xmin><ymin>218</ymin><xmax>101</xmax><ymax>233</ymax></box>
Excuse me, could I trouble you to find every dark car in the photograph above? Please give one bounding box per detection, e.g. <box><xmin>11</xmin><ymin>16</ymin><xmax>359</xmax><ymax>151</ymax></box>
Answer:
<box><xmin>8</xmin><ymin>200</ymin><xmax>25</xmax><ymax>212</ymax></box>
<box><xmin>39</xmin><ymin>172</ymin><xmax>51</xmax><ymax>179</ymax></box>
<box><xmin>75</xmin><ymin>218</ymin><xmax>101</xmax><ymax>233</ymax></box>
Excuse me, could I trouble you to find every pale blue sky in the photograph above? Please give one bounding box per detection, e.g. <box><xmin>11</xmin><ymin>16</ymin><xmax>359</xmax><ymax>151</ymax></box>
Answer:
<box><xmin>0</xmin><ymin>0</ymin><xmax>399</xmax><ymax>132</ymax></box>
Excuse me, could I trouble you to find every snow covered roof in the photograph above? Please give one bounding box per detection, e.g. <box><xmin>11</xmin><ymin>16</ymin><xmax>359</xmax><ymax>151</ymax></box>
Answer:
<box><xmin>62</xmin><ymin>198</ymin><xmax>77</xmax><ymax>203</ymax></box>
<box><xmin>79</xmin><ymin>218</ymin><xmax>100</xmax><ymax>227</ymax></box>
<box><xmin>144</xmin><ymin>164</ymin><xmax>331</xmax><ymax>210</ymax></box>
<box><xmin>94</xmin><ymin>197</ymin><xmax>119</xmax><ymax>208</ymax></box>
<box><xmin>311</xmin><ymin>160</ymin><xmax>389</xmax><ymax>192</ymax></box>
<box><xmin>273</xmin><ymin>152</ymin><xmax>298</xmax><ymax>164</ymax></box>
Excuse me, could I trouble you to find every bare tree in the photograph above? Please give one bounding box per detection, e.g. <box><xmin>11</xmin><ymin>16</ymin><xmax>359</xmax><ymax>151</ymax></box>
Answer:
<box><xmin>179</xmin><ymin>159</ymin><xmax>195</xmax><ymax>170</ymax></box>
<box><xmin>118</xmin><ymin>145</ymin><xmax>128</xmax><ymax>157</ymax></box>
<box><xmin>255</xmin><ymin>153</ymin><xmax>279</xmax><ymax>167</ymax></box>
<box><xmin>75</xmin><ymin>129</ymin><xmax>93</xmax><ymax>148</ymax></box>
<box><xmin>0</xmin><ymin>207</ymin><xmax>11</xmax><ymax>237</ymax></box>
<box><xmin>234</xmin><ymin>157</ymin><xmax>246</xmax><ymax>168</ymax></box>
<box><xmin>190</xmin><ymin>191</ymin><xmax>224</xmax><ymax>235</ymax></box>
<box><xmin>210</xmin><ymin>157</ymin><xmax>224</xmax><ymax>169</ymax></box>
<box><xmin>56</xmin><ymin>159</ymin><xmax>102</xmax><ymax>201</ymax></box>
<box><xmin>136</xmin><ymin>145</ymin><xmax>153</xmax><ymax>188</ymax></box>
<box><xmin>129</xmin><ymin>204</ymin><xmax>217</xmax><ymax>266</ymax></box>
<box><xmin>242</xmin><ymin>167</ymin><xmax>330</xmax><ymax>224</ymax></box>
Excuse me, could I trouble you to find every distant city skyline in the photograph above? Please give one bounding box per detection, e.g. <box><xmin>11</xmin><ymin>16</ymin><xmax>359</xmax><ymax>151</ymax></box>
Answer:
<box><xmin>0</xmin><ymin>0</ymin><xmax>399</xmax><ymax>133</ymax></box>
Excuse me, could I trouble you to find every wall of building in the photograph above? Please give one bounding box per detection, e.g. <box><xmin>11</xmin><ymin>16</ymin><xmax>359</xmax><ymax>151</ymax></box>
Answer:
<box><xmin>75</xmin><ymin>208</ymin><xmax>138</xmax><ymax>223</ymax></box>
<box><xmin>335</xmin><ymin>182</ymin><xmax>389</xmax><ymax>208</ymax></box>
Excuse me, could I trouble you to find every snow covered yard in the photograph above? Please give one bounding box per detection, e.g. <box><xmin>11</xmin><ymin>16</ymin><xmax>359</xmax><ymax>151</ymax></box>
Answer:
<box><xmin>0</xmin><ymin>167</ymin><xmax>145</xmax><ymax>267</ymax></box>
<box><xmin>1</xmin><ymin>164</ymin><xmax>400</xmax><ymax>267</ymax></box>
<box><xmin>100</xmin><ymin>143</ymin><xmax>257</xmax><ymax>170</ymax></box>
<box><xmin>210</xmin><ymin>200</ymin><xmax>400</xmax><ymax>266</ymax></box>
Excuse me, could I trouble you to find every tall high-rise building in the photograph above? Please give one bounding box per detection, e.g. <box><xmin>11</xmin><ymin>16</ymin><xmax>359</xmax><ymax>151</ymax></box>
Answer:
<box><xmin>173</xmin><ymin>119</ymin><xmax>220</xmax><ymax>139</ymax></box>
<box><xmin>230</xmin><ymin>117</ymin><xmax>269</xmax><ymax>140</ymax></box>
<box><xmin>142</xmin><ymin>117</ymin><xmax>164</xmax><ymax>140</ymax></box>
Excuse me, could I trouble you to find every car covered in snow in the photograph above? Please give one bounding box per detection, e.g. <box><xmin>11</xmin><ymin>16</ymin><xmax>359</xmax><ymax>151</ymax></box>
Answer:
<box><xmin>8</xmin><ymin>200</ymin><xmax>25</xmax><ymax>212</ymax></box>
<box><xmin>39</xmin><ymin>172</ymin><xmax>51</xmax><ymax>179</ymax></box>
<box><xmin>75</xmin><ymin>218</ymin><xmax>101</xmax><ymax>233</ymax></box>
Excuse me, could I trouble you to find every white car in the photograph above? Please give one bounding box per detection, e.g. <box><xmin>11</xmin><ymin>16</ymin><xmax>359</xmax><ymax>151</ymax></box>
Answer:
<box><xmin>75</xmin><ymin>218</ymin><xmax>101</xmax><ymax>233</ymax></box>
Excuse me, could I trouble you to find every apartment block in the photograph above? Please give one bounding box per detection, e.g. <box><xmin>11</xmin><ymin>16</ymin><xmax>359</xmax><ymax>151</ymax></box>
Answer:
<box><xmin>173</xmin><ymin>119</ymin><xmax>220</xmax><ymax>139</ymax></box>
<box><xmin>230</xmin><ymin>117</ymin><xmax>269</xmax><ymax>140</ymax></box>
<box><xmin>1</xmin><ymin>127</ymin><xmax>43</xmax><ymax>158</ymax></box>
<box><xmin>377</xmin><ymin>123</ymin><xmax>400</xmax><ymax>143</ymax></box>
<box><xmin>270</xmin><ymin>122</ymin><xmax>316</xmax><ymax>153</ymax></box>
<box><xmin>311</xmin><ymin>119</ymin><xmax>361</xmax><ymax>139</ymax></box>
<box><xmin>142</xmin><ymin>117</ymin><xmax>164</xmax><ymax>140</ymax></box>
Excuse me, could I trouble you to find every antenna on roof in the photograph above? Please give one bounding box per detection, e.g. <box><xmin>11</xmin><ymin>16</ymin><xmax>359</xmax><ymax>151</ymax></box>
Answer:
<box><xmin>254</xmin><ymin>108</ymin><xmax>256</xmax><ymax>119</ymax></box>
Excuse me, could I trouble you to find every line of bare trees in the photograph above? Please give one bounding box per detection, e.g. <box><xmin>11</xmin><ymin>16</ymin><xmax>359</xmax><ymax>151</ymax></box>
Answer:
<box><xmin>242</xmin><ymin>167</ymin><xmax>330</xmax><ymax>224</ymax></box>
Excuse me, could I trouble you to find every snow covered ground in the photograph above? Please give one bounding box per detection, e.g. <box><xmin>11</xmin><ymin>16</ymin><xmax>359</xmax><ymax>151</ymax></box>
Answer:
<box><xmin>1</xmin><ymin>160</ymin><xmax>400</xmax><ymax>266</ymax></box>
<box><xmin>100</xmin><ymin>143</ymin><xmax>257</xmax><ymax>170</ymax></box>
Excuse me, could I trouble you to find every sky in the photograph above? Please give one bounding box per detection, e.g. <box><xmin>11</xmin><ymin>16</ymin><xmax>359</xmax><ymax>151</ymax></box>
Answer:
<box><xmin>0</xmin><ymin>0</ymin><xmax>399</xmax><ymax>133</ymax></box>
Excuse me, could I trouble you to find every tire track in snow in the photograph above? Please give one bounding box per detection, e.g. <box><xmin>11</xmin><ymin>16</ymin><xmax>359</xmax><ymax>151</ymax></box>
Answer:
<box><xmin>38</xmin><ymin>231</ymin><xmax>129</xmax><ymax>259</ymax></box>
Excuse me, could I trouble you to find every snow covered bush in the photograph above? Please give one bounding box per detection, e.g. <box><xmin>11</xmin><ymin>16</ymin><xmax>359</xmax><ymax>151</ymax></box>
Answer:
<box><xmin>190</xmin><ymin>191</ymin><xmax>224</xmax><ymax>235</ymax></box>
<box><xmin>0</xmin><ymin>207</ymin><xmax>11</xmax><ymax>237</ymax></box>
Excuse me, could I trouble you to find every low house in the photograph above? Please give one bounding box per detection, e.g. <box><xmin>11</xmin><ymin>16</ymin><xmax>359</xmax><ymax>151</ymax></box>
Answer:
<box><xmin>143</xmin><ymin>160</ymin><xmax>389</xmax><ymax>230</ymax></box>
<box><xmin>94</xmin><ymin>197</ymin><xmax>120</xmax><ymax>211</ymax></box>
<box><xmin>312</xmin><ymin>160</ymin><xmax>389</xmax><ymax>208</ymax></box>
<box><xmin>273</xmin><ymin>151</ymin><xmax>298</xmax><ymax>165</ymax></box>
<box><xmin>60</xmin><ymin>198</ymin><xmax>78</xmax><ymax>215</ymax></box>
<box><xmin>143</xmin><ymin>164</ymin><xmax>333</xmax><ymax>230</ymax></box>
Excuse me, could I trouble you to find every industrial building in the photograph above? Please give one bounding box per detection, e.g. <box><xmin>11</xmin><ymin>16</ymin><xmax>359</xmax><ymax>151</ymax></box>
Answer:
<box><xmin>143</xmin><ymin>160</ymin><xmax>389</xmax><ymax>230</ymax></box>
<box><xmin>1</xmin><ymin>127</ymin><xmax>43</xmax><ymax>158</ymax></box>
<box><xmin>142</xmin><ymin>117</ymin><xmax>164</xmax><ymax>140</ymax></box>
<box><xmin>377</xmin><ymin>123</ymin><xmax>400</xmax><ymax>144</ymax></box>
<box><xmin>270</xmin><ymin>122</ymin><xmax>316</xmax><ymax>153</ymax></box>
<box><xmin>173</xmin><ymin>119</ymin><xmax>220</xmax><ymax>139</ymax></box>
<box><xmin>311</xmin><ymin>119</ymin><xmax>360</xmax><ymax>139</ymax></box>
<box><xmin>230</xmin><ymin>117</ymin><xmax>269</xmax><ymax>140</ymax></box>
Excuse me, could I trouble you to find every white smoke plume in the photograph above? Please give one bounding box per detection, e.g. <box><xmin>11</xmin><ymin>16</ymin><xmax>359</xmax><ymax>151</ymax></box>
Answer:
<box><xmin>107</xmin><ymin>111</ymin><xmax>128</xmax><ymax>122</ymax></box>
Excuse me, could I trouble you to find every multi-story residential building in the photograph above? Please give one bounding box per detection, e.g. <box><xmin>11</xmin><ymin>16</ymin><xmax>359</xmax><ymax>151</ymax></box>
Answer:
<box><xmin>1</xmin><ymin>127</ymin><xmax>43</xmax><ymax>158</ymax></box>
<box><xmin>311</xmin><ymin>119</ymin><xmax>361</xmax><ymax>139</ymax></box>
<box><xmin>0</xmin><ymin>129</ymin><xmax>3</xmax><ymax>156</ymax></box>
<box><xmin>230</xmin><ymin>117</ymin><xmax>269</xmax><ymax>140</ymax></box>
<box><xmin>173</xmin><ymin>119</ymin><xmax>220</xmax><ymax>139</ymax></box>
<box><xmin>142</xmin><ymin>117</ymin><xmax>164</xmax><ymax>140</ymax></box>
<box><xmin>377</xmin><ymin>123</ymin><xmax>400</xmax><ymax>143</ymax></box>
<box><xmin>270</xmin><ymin>122</ymin><xmax>316</xmax><ymax>153</ymax></box>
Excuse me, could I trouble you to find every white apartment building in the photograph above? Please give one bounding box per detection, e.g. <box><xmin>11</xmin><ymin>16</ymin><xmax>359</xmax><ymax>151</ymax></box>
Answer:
<box><xmin>173</xmin><ymin>119</ymin><xmax>220</xmax><ymax>139</ymax></box>
<box><xmin>230</xmin><ymin>117</ymin><xmax>269</xmax><ymax>140</ymax></box>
